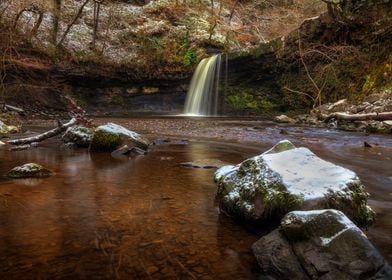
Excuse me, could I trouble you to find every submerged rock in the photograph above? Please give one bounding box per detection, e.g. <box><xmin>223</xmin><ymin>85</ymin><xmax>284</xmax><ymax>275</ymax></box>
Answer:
<box><xmin>7</xmin><ymin>163</ymin><xmax>52</xmax><ymax>178</ymax></box>
<box><xmin>90</xmin><ymin>123</ymin><xmax>150</xmax><ymax>152</ymax></box>
<box><xmin>252</xmin><ymin>210</ymin><xmax>392</xmax><ymax>279</ymax></box>
<box><xmin>111</xmin><ymin>144</ymin><xmax>146</xmax><ymax>158</ymax></box>
<box><xmin>180</xmin><ymin>159</ymin><xmax>229</xmax><ymax>169</ymax></box>
<box><xmin>62</xmin><ymin>126</ymin><xmax>94</xmax><ymax>147</ymax></box>
<box><xmin>215</xmin><ymin>140</ymin><xmax>375</xmax><ymax>226</ymax></box>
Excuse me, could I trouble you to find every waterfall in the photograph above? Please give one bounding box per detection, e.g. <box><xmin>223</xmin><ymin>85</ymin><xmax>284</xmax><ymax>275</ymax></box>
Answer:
<box><xmin>184</xmin><ymin>54</ymin><xmax>221</xmax><ymax>116</ymax></box>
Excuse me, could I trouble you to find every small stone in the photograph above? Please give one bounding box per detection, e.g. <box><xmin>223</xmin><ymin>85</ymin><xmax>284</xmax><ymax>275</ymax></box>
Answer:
<box><xmin>146</xmin><ymin>265</ymin><xmax>159</xmax><ymax>275</ymax></box>
<box><xmin>364</xmin><ymin>142</ymin><xmax>372</xmax><ymax>148</ymax></box>
<box><xmin>180</xmin><ymin>159</ymin><xmax>228</xmax><ymax>169</ymax></box>
<box><xmin>7</xmin><ymin>163</ymin><xmax>52</xmax><ymax>179</ymax></box>
<box><xmin>275</xmin><ymin>114</ymin><xmax>296</xmax><ymax>124</ymax></box>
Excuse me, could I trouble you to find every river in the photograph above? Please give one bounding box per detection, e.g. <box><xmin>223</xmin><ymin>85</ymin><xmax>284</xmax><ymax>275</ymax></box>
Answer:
<box><xmin>0</xmin><ymin>117</ymin><xmax>391</xmax><ymax>279</ymax></box>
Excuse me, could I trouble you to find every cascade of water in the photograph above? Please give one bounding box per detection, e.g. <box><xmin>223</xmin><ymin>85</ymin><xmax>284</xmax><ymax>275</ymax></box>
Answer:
<box><xmin>184</xmin><ymin>54</ymin><xmax>221</xmax><ymax>116</ymax></box>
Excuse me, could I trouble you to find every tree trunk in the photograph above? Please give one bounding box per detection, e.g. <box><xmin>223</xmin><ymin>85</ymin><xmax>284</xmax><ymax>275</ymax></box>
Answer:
<box><xmin>29</xmin><ymin>11</ymin><xmax>44</xmax><ymax>40</ymax></box>
<box><xmin>324</xmin><ymin>111</ymin><xmax>392</xmax><ymax>122</ymax></box>
<box><xmin>7</xmin><ymin>118</ymin><xmax>77</xmax><ymax>145</ymax></box>
<box><xmin>56</xmin><ymin>0</ymin><xmax>89</xmax><ymax>47</ymax></box>
<box><xmin>52</xmin><ymin>0</ymin><xmax>62</xmax><ymax>45</ymax></box>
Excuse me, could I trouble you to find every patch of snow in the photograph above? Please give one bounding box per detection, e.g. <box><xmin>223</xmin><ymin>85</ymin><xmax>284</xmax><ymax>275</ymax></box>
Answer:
<box><xmin>285</xmin><ymin>209</ymin><xmax>368</xmax><ymax>245</ymax></box>
<box><xmin>228</xmin><ymin>190</ymin><xmax>240</xmax><ymax>200</ymax></box>
<box><xmin>215</xmin><ymin>165</ymin><xmax>237</xmax><ymax>180</ymax></box>
<box><xmin>97</xmin><ymin>123</ymin><xmax>140</xmax><ymax>140</ymax></box>
<box><xmin>320</xmin><ymin>228</ymin><xmax>349</xmax><ymax>246</ymax></box>
<box><xmin>262</xmin><ymin>148</ymin><xmax>358</xmax><ymax>200</ymax></box>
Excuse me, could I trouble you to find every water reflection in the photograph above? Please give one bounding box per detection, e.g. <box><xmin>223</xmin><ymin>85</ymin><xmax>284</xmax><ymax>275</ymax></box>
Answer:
<box><xmin>0</xmin><ymin>140</ymin><xmax>259</xmax><ymax>279</ymax></box>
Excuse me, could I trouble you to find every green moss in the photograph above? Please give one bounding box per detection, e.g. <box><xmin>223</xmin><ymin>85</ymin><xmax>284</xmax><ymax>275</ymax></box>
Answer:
<box><xmin>324</xmin><ymin>183</ymin><xmax>375</xmax><ymax>227</ymax></box>
<box><xmin>257</xmin><ymin>183</ymin><xmax>304</xmax><ymax>220</ymax></box>
<box><xmin>225</xmin><ymin>87</ymin><xmax>276</xmax><ymax>113</ymax></box>
<box><xmin>90</xmin><ymin>130</ymin><xmax>123</xmax><ymax>152</ymax></box>
<box><xmin>183</xmin><ymin>49</ymin><xmax>197</xmax><ymax>66</ymax></box>
<box><xmin>264</xmin><ymin>140</ymin><xmax>296</xmax><ymax>154</ymax></box>
<box><xmin>252</xmin><ymin>38</ymin><xmax>283</xmax><ymax>57</ymax></box>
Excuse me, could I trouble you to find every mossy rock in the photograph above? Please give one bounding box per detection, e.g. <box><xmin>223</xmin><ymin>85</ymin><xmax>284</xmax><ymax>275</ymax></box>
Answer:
<box><xmin>7</xmin><ymin>163</ymin><xmax>52</xmax><ymax>179</ymax></box>
<box><xmin>0</xmin><ymin>120</ymin><xmax>20</xmax><ymax>138</ymax></box>
<box><xmin>214</xmin><ymin>140</ymin><xmax>375</xmax><ymax>226</ymax></box>
<box><xmin>89</xmin><ymin>123</ymin><xmax>150</xmax><ymax>152</ymax></box>
<box><xmin>89</xmin><ymin>130</ymin><xmax>123</xmax><ymax>152</ymax></box>
<box><xmin>62</xmin><ymin>126</ymin><xmax>94</xmax><ymax>147</ymax></box>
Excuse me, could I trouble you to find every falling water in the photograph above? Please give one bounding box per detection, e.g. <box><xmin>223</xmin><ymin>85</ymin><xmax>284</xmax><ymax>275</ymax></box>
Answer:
<box><xmin>184</xmin><ymin>54</ymin><xmax>221</xmax><ymax>116</ymax></box>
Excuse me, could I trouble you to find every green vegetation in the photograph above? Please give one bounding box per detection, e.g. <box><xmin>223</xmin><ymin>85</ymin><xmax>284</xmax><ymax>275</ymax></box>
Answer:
<box><xmin>90</xmin><ymin>130</ymin><xmax>123</xmax><ymax>152</ymax></box>
<box><xmin>225</xmin><ymin>87</ymin><xmax>275</xmax><ymax>114</ymax></box>
<box><xmin>324</xmin><ymin>183</ymin><xmax>376</xmax><ymax>227</ymax></box>
<box><xmin>183</xmin><ymin>49</ymin><xmax>198</xmax><ymax>66</ymax></box>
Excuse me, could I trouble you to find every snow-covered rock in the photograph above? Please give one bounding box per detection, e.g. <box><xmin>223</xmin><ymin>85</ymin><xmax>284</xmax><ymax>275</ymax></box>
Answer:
<box><xmin>90</xmin><ymin>123</ymin><xmax>150</xmax><ymax>152</ymax></box>
<box><xmin>252</xmin><ymin>210</ymin><xmax>392</xmax><ymax>279</ymax></box>
<box><xmin>7</xmin><ymin>163</ymin><xmax>52</xmax><ymax>179</ymax></box>
<box><xmin>62</xmin><ymin>126</ymin><xmax>94</xmax><ymax>147</ymax></box>
<box><xmin>215</xmin><ymin>140</ymin><xmax>375</xmax><ymax>226</ymax></box>
<box><xmin>274</xmin><ymin>114</ymin><xmax>297</xmax><ymax>124</ymax></box>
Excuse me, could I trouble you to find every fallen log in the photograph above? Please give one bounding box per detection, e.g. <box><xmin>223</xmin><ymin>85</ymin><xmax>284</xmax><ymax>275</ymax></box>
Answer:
<box><xmin>5</xmin><ymin>104</ymin><xmax>25</xmax><ymax>114</ymax></box>
<box><xmin>0</xmin><ymin>103</ymin><xmax>25</xmax><ymax>114</ymax></box>
<box><xmin>7</xmin><ymin>118</ymin><xmax>77</xmax><ymax>146</ymax></box>
<box><xmin>323</xmin><ymin>111</ymin><xmax>392</xmax><ymax>122</ymax></box>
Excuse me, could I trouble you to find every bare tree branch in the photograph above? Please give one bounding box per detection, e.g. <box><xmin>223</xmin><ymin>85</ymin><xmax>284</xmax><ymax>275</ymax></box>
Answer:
<box><xmin>7</xmin><ymin>118</ymin><xmax>77</xmax><ymax>145</ymax></box>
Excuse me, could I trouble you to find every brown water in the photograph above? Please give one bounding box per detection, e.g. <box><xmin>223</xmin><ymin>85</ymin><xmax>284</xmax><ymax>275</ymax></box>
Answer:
<box><xmin>0</xmin><ymin>118</ymin><xmax>391</xmax><ymax>279</ymax></box>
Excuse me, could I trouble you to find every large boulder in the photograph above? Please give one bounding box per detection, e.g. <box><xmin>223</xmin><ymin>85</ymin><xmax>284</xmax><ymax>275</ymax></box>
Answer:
<box><xmin>89</xmin><ymin>123</ymin><xmax>150</xmax><ymax>152</ymax></box>
<box><xmin>62</xmin><ymin>126</ymin><xmax>94</xmax><ymax>147</ymax></box>
<box><xmin>252</xmin><ymin>210</ymin><xmax>392</xmax><ymax>279</ymax></box>
<box><xmin>7</xmin><ymin>163</ymin><xmax>52</xmax><ymax>178</ymax></box>
<box><xmin>215</xmin><ymin>140</ymin><xmax>375</xmax><ymax>226</ymax></box>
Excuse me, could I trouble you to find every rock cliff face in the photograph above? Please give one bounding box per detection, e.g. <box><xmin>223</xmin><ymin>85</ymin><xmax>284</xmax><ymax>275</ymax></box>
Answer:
<box><xmin>4</xmin><ymin>56</ymin><xmax>192</xmax><ymax>115</ymax></box>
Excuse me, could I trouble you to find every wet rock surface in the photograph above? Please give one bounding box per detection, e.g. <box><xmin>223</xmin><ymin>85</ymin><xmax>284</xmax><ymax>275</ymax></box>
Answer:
<box><xmin>111</xmin><ymin>144</ymin><xmax>147</xmax><ymax>158</ymax></box>
<box><xmin>180</xmin><ymin>159</ymin><xmax>229</xmax><ymax>169</ymax></box>
<box><xmin>253</xmin><ymin>209</ymin><xmax>392</xmax><ymax>280</ymax></box>
<box><xmin>215</xmin><ymin>140</ymin><xmax>375</xmax><ymax>226</ymax></box>
<box><xmin>6</xmin><ymin>163</ymin><xmax>52</xmax><ymax>178</ymax></box>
